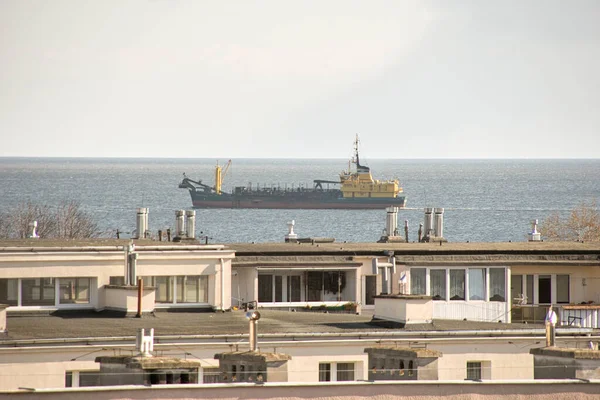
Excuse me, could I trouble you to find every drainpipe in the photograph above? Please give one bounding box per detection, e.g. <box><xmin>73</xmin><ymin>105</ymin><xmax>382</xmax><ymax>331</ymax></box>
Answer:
<box><xmin>220</xmin><ymin>258</ymin><xmax>225</xmax><ymax>311</ymax></box>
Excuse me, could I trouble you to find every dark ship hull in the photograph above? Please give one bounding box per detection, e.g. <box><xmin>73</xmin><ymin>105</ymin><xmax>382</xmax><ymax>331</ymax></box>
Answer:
<box><xmin>187</xmin><ymin>188</ymin><xmax>407</xmax><ymax>209</ymax></box>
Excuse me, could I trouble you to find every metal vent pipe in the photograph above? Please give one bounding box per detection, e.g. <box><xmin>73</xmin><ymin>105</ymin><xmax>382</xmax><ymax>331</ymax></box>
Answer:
<box><xmin>434</xmin><ymin>208</ymin><xmax>444</xmax><ymax>238</ymax></box>
<box><xmin>185</xmin><ymin>210</ymin><xmax>196</xmax><ymax>239</ymax></box>
<box><xmin>175</xmin><ymin>210</ymin><xmax>186</xmax><ymax>238</ymax></box>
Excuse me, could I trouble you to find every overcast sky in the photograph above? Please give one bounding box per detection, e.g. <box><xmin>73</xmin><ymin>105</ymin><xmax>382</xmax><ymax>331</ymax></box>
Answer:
<box><xmin>1</xmin><ymin>1</ymin><xmax>599</xmax><ymax>158</ymax></box>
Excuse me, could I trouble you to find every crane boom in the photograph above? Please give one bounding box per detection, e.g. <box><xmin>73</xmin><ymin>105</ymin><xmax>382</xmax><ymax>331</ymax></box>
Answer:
<box><xmin>214</xmin><ymin>159</ymin><xmax>232</xmax><ymax>195</ymax></box>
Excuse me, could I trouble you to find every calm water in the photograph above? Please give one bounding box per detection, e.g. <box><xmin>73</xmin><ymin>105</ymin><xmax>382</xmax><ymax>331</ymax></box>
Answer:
<box><xmin>1</xmin><ymin>158</ymin><xmax>599</xmax><ymax>243</ymax></box>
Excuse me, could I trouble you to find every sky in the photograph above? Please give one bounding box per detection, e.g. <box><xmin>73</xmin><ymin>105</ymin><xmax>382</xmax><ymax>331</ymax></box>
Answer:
<box><xmin>1</xmin><ymin>1</ymin><xmax>599</xmax><ymax>159</ymax></box>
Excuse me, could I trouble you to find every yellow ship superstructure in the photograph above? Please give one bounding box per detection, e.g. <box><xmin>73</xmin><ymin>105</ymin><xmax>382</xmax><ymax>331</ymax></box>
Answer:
<box><xmin>339</xmin><ymin>136</ymin><xmax>403</xmax><ymax>199</ymax></box>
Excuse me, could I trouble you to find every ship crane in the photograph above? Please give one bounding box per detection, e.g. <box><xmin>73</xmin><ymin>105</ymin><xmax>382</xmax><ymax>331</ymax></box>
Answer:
<box><xmin>214</xmin><ymin>159</ymin><xmax>232</xmax><ymax>195</ymax></box>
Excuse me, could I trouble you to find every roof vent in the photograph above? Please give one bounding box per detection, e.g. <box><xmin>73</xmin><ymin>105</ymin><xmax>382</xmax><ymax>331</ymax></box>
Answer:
<box><xmin>27</xmin><ymin>221</ymin><xmax>39</xmax><ymax>239</ymax></box>
<box><xmin>528</xmin><ymin>219</ymin><xmax>542</xmax><ymax>242</ymax></box>
<box><xmin>135</xmin><ymin>328</ymin><xmax>154</xmax><ymax>357</ymax></box>
<box><xmin>285</xmin><ymin>220</ymin><xmax>298</xmax><ymax>243</ymax></box>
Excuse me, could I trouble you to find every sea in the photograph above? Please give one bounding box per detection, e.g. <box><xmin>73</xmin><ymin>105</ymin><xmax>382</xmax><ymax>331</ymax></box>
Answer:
<box><xmin>1</xmin><ymin>158</ymin><xmax>599</xmax><ymax>244</ymax></box>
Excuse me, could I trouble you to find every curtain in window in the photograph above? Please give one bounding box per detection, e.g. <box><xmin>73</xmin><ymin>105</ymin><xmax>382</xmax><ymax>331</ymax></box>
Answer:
<box><xmin>430</xmin><ymin>269</ymin><xmax>446</xmax><ymax>300</ymax></box>
<box><xmin>176</xmin><ymin>276</ymin><xmax>208</xmax><ymax>303</ymax></box>
<box><xmin>410</xmin><ymin>268</ymin><xmax>426</xmax><ymax>295</ymax></box>
<box><xmin>318</xmin><ymin>363</ymin><xmax>331</xmax><ymax>382</ymax></box>
<box><xmin>469</xmin><ymin>269</ymin><xmax>486</xmax><ymax>300</ymax></box>
<box><xmin>489</xmin><ymin>268</ymin><xmax>506</xmax><ymax>302</ymax></box>
<box><xmin>59</xmin><ymin>278</ymin><xmax>90</xmax><ymax>304</ymax></box>
<box><xmin>155</xmin><ymin>276</ymin><xmax>174</xmax><ymax>303</ymax></box>
<box><xmin>22</xmin><ymin>278</ymin><xmax>55</xmax><ymax>306</ymax></box>
<box><xmin>336</xmin><ymin>363</ymin><xmax>355</xmax><ymax>381</ymax></box>
<box><xmin>450</xmin><ymin>270</ymin><xmax>465</xmax><ymax>300</ymax></box>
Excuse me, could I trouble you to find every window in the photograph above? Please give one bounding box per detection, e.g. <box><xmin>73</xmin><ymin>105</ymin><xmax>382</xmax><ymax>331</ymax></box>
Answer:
<box><xmin>319</xmin><ymin>363</ymin><xmax>331</xmax><ymax>382</ymax></box>
<box><xmin>526</xmin><ymin>275</ymin><xmax>534</xmax><ymax>304</ymax></box>
<box><xmin>319</xmin><ymin>362</ymin><xmax>355</xmax><ymax>382</ymax></box>
<box><xmin>59</xmin><ymin>278</ymin><xmax>90</xmax><ymax>304</ymax></box>
<box><xmin>408</xmin><ymin>360</ymin><xmax>414</xmax><ymax>377</ymax></box>
<box><xmin>275</xmin><ymin>276</ymin><xmax>283</xmax><ymax>302</ymax></box>
<box><xmin>365</xmin><ymin>275</ymin><xmax>377</xmax><ymax>305</ymax></box>
<box><xmin>144</xmin><ymin>276</ymin><xmax>208</xmax><ymax>304</ymax></box>
<box><xmin>557</xmin><ymin>275</ymin><xmax>570</xmax><ymax>304</ymax></box>
<box><xmin>466</xmin><ymin>362</ymin><xmax>482</xmax><ymax>380</ymax></box>
<box><xmin>154</xmin><ymin>276</ymin><xmax>174</xmax><ymax>303</ymax></box>
<box><xmin>109</xmin><ymin>276</ymin><xmax>125</xmax><ymax>286</ymax></box>
<box><xmin>202</xmin><ymin>367</ymin><xmax>220</xmax><ymax>384</ymax></box>
<box><xmin>489</xmin><ymin>268</ymin><xmax>506</xmax><ymax>302</ymax></box>
<box><xmin>176</xmin><ymin>276</ymin><xmax>208</xmax><ymax>303</ymax></box>
<box><xmin>450</xmin><ymin>269</ymin><xmax>465</xmax><ymax>300</ymax></box>
<box><xmin>336</xmin><ymin>363</ymin><xmax>355</xmax><ymax>381</ymax></box>
<box><xmin>258</xmin><ymin>275</ymin><xmax>273</xmax><ymax>302</ymax></box>
<box><xmin>511</xmin><ymin>274</ymin><xmax>523</xmax><ymax>304</ymax></box>
<box><xmin>538</xmin><ymin>275</ymin><xmax>551</xmax><ymax>304</ymax></box>
<box><xmin>21</xmin><ymin>278</ymin><xmax>55</xmax><ymax>306</ymax></box>
<box><xmin>288</xmin><ymin>276</ymin><xmax>301</xmax><ymax>302</ymax></box>
<box><xmin>0</xmin><ymin>279</ymin><xmax>18</xmax><ymax>306</ymax></box>
<box><xmin>410</xmin><ymin>268</ymin><xmax>426</xmax><ymax>295</ymax></box>
<box><xmin>469</xmin><ymin>269</ymin><xmax>486</xmax><ymax>300</ymax></box>
<box><xmin>430</xmin><ymin>269</ymin><xmax>446</xmax><ymax>300</ymax></box>
<box><xmin>65</xmin><ymin>372</ymin><xmax>73</xmax><ymax>388</ymax></box>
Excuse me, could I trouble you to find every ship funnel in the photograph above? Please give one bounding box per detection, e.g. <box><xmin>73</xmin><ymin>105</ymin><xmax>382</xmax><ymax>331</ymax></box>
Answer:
<box><xmin>27</xmin><ymin>221</ymin><xmax>39</xmax><ymax>239</ymax></box>
<box><xmin>135</xmin><ymin>208</ymin><xmax>149</xmax><ymax>239</ymax></box>
<box><xmin>175</xmin><ymin>210</ymin><xmax>186</xmax><ymax>238</ymax></box>
<box><xmin>528</xmin><ymin>219</ymin><xmax>541</xmax><ymax>242</ymax></box>
<box><xmin>185</xmin><ymin>210</ymin><xmax>196</xmax><ymax>239</ymax></box>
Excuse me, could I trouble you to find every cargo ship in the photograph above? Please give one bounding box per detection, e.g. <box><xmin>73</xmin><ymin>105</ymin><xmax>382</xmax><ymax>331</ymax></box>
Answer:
<box><xmin>178</xmin><ymin>137</ymin><xmax>406</xmax><ymax>209</ymax></box>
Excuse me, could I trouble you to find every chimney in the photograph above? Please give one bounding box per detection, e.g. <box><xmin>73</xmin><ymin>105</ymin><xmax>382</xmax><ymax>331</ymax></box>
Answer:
<box><xmin>175</xmin><ymin>210</ymin><xmax>186</xmax><ymax>238</ymax></box>
<box><xmin>185</xmin><ymin>210</ymin><xmax>196</xmax><ymax>239</ymax></box>
<box><xmin>528</xmin><ymin>219</ymin><xmax>542</xmax><ymax>242</ymax></box>
<box><xmin>134</xmin><ymin>208</ymin><xmax>148</xmax><ymax>239</ymax></box>
<box><xmin>433</xmin><ymin>208</ymin><xmax>444</xmax><ymax>239</ymax></box>
<box><xmin>385</xmin><ymin>207</ymin><xmax>398</xmax><ymax>236</ymax></box>
<box><xmin>423</xmin><ymin>208</ymin><xmax>434</xmax><ymax>241</ymax></box>
<box><xmin>27</xmin><ymin>221</ymin><xmax>39</xmax><ymax>239</ymax></box>
<box><xmin>124</xmin><ymin>242</ymin><xmax>137</xmax><ymax>286</ymax></box>
<box><xmin>284</xmin><ymin>220</ymin><xmax>298</xmax><ymax>243</ymax></box>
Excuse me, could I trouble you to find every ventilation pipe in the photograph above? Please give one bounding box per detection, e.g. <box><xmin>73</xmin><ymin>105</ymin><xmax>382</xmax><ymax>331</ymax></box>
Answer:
<box><xmin>135</xmin><ymin>208</ymin><xmax>148</xmax><ymax>239</ymax></box>
<box><xmin>185</xmin><ymin>210</ymin><xmax>196</xmax><ymax>239</ymax></box>
<box><xmin>385</xmin><ymin>207</ymin><xmax>398</xmax><ymax>236</ymax></box>
<box><xmin>124</xmin><ymin>242</ymin><xmax>137</xmax><ymax>286</ymax></box>
<box><xmin>246</xmin><ymin>311</ymin><xmax>261</xmax><ymax>352</ymax></box>
<box><xmin>285</xmin><ymin>220</ymin><xmax>298</xmax><ymax>242</ymax></box>
<box><xmin>423</xmin><ymin>208</ymin><xmax>434</xmax><ymax>241</ymax></box>
<box><xmin>528</xmin><ymin>219</ymin><xmax>541</xmax><ymax>242</ymax></box>
<box><xmin>175</xmin><ymin>210</ymin><xmax>186</xmax><ymax>238</ymax></box>
<box><xmin>404</xmin><ymin>220</ymin><xmax>409</xmax><ymax>243</ymax></box>
<box><xmin>27</xmin><ymin>221</ymin><xmax>39</xmax><ymax>239</ymax></box>
<box><xmin>434</xmin><ymin>208</ymin><xmax>444</xmax><ymax>238</ymax></box>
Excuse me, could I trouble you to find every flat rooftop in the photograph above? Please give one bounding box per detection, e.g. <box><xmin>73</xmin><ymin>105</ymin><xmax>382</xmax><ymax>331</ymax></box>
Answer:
<box><xmin>2</xmin><ymin>310</ymin><xmax>550</xmax><ymax>342</ymax></box>
<box><xmin>0</xmin><ymin>239</ymin><xmax>599</xmax><ymax>252</ymax></box>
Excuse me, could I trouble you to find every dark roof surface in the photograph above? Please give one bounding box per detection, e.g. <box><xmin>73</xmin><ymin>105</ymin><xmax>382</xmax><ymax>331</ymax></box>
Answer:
<box><xmin>2</xmin><ymin>310</ymin><xmax>547</xmax><ymax>342</ymax></box>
